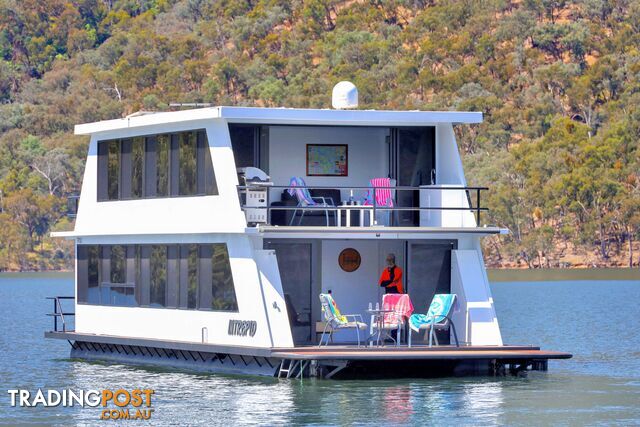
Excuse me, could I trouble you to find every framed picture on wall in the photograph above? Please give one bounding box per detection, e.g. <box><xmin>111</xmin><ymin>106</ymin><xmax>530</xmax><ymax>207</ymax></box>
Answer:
<box><xmin>306</xmin><ymin>144</ymin><xmax>348</xmax><ymax>176</ymax></box>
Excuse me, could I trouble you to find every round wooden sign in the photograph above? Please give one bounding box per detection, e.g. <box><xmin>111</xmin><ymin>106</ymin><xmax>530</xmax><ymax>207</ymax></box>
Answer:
<box><xmin>338</xmin><ymin>248</ymin><xmax>361</xmax><ymax>272</ymax></box>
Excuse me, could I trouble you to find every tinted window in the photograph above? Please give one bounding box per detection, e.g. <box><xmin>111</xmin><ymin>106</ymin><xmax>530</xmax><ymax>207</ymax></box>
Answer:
<box><xmin>87</xmin><ymin>245</ymin><xmax>100</xmax><ymax>288</ymax></box>
<box><xmin>199</xmin><ymin>131</ymin><xmax>218</xmax><ymax>196</ymax></box>
<box><xmin>211</xmin><ymin>244</ymin><xmax>238</xmax><ymax>311</ymax></box>
<box><xmin>77</xmin><ymin>243</ymin><xmax>237</xmax><ymax>312</ymax></box>
<box><xmin>97</xmin><ymin>143</ymin><xmax>108</xmax><ymax>201</ymax></box>
<box><xmin>135</xmin><ymin>245</ymin><xmax>142</xmax><ymax>305</ymax></box>
<box><xmin>188</xmin><ymin>244</ymin><xmax>198</xmax><ymax>309</ymax></box>
<box><xmin>156</xmin><ymin>135</ymin><xmax>170</xmax><ymax>197</ymax></box>
<box><xmin>179</xmin><ymin>132</ymin><xmax>197</xmax><ymax>195</ymax></box>
<box><xmin>150</xmin><ymin>245</ymin><xmax>167</xmax><ymax>307</ymax></box>
<box><xmin>98</xmin><ymin>130</ymin><xmax>215</xmax><ymax>202</ymax></box>
<box><xmin>87</xmin><ymin>245</ymin><xmax>100</xmax><ymax>304</ymax></box>
<box><xmin>229</xmin><ymin>125</ymin><xmax>256</xmax><ymax>168</ymax></box>
<box><xmin>107</xmin><ymin>140</ymin><xmax>120</xmax><ymax>200</ymax></box>
<box><xmin>131</xmin><ymin>137</ymin><xmax>144</xmax><ymax>198</ymax></box>
<box><xmin>110</xmin><ymin>245</ymin><xmax>126</xmax><ymax>283</ymax></box>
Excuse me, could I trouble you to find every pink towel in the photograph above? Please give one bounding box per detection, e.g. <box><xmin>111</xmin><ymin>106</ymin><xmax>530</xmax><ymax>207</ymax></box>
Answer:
<box><xmin>370</xmin><ymin>177</ymin><xmax>394</xmax><ymax>207</ymax></box>
<box><xmin>381</xmin><ymin>294</ymin><xmax>414</xmax><ymax>326</ymax></box>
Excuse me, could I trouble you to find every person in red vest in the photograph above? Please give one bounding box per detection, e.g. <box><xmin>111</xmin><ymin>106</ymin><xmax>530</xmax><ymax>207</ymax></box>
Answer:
<box><xmin>379</xmin><ymin>253</ymin><xmax>403</xmax><ymax>294</ymax></box>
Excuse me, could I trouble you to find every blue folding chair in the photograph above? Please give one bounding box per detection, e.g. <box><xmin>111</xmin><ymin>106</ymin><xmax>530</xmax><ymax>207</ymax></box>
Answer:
<box><xmin>408</xmin><ymin>294</ymin><xmax>459</xmax><ymax>347</ymax></box>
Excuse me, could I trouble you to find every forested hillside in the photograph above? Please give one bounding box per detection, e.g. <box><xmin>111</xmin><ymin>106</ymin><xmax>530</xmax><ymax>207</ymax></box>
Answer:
<box><xmin>0</xmin><ymin>0</ymin><xmax>638</xmax><ymax>271</ymax></box>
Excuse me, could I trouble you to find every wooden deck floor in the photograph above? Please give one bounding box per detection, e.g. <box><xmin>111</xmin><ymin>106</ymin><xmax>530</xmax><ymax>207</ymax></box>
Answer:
<box><xmin>271</xmin><ymin>345</ymin><xmax>572</xmax><ymax>361</ymax></box>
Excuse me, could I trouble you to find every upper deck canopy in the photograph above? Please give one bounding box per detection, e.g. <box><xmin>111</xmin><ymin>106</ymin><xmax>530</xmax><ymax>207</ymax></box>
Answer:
<box><xmin>74</xmin><ymin>106</ymin><xmax>483</xmax><ymax>135</ymax></box>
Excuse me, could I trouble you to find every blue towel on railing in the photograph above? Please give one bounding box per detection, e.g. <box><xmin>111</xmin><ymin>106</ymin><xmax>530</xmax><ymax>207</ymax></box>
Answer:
<box><xmin>409</xmin><ymin>294</ymin><xmax>457</xmax><ymax>332</ymax></box>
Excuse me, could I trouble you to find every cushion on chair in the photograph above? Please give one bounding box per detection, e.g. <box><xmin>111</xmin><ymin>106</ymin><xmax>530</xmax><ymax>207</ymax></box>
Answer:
<box><xmin>336</xmin><ymin>321</ymin><xmax>368</xmax><ymax>330</ymax></box>
<box><xmin>276</xmin><ymin>189</ymin><xmax>341</xmax><ymax>226</ymax></box>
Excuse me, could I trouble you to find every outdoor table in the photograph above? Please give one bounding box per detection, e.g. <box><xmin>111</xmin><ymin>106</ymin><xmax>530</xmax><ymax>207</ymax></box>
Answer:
<box><xmin>336</xmin><ymin>203</ymin><xmax>374</xmax><ymax>227</ymax></box>
<box><xmin>365</xmin><ymin>308</ymin><xmax>394</xmax><ymax>346</ymax></box>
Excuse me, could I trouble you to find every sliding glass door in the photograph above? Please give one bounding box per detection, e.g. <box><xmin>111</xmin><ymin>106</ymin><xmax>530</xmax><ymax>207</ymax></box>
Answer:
<box><xmin>390</xmin><ymin>127</ymin><xmax>436</xmax><ymax>226</ymax></box>
<box><xmin>264</xmin><ymin>241</ymin><xmax>314</xmax><ymax>345</ymax></box>
<box><xmin>407</xmin><ymin>240</ymin><xmax>455</xmax><ymax>344</ymax></box>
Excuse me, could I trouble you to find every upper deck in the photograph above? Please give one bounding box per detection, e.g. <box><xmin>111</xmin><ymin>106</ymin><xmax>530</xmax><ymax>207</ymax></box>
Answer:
<box><xmin>58</xmin><ymin>106</ymin><xmax>503</xmax><ymax>239</ymax></box>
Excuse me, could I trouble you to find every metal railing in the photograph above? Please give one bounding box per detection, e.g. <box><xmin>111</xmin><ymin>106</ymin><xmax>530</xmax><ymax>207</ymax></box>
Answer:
<box><xmin>238</xmin><ymin>185</ymin><xmax>488</xmax><ymax>227</ymax></box>
<box><xmin>46</xmin><ymin>296</ymin><xmax>75</xmax><ymax>332</ymax></box>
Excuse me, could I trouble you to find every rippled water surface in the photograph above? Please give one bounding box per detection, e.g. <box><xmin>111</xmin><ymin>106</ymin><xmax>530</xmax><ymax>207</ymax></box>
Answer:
<box><xmin>1</xmin><ymin>272</ymin><xmax>639</xmax><ymax>426</ymax></box>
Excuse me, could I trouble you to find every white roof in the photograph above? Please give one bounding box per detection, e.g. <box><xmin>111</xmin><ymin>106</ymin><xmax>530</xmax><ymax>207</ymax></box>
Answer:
<box><xmin>74</xmin><ymin>106</ymin><xmax>483</xmax><ymax>135</ymax></box>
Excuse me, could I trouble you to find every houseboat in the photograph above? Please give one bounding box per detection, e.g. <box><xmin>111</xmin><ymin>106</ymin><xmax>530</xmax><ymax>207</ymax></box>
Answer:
<box><xmin>47</xmin><ymin>84</ymin><xmax>571</xmax><ymax>379</ymax></box>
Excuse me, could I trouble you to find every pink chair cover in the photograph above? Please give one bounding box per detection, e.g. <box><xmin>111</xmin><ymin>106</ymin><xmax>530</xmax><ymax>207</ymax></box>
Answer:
<box><xmin>363</xmin><ymin>177</ymin><xmax>394</xmax><ymax>207</ymax></box>
<box><xmin>381</xmin><ymin>293</ymin><xmax>414</xmax><ymax>327</ymax></box>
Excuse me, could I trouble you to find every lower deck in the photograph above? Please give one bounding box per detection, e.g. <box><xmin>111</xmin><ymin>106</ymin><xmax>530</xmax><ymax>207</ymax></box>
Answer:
<box><xmin>271</xmin><ymin>345</ymin><xmax>571</xmax><ymax>360</ymax></box>
<box><xmin>46</xmin><ymin>331</ymin><xmax>571</xmax><ymax>379</ymax></box>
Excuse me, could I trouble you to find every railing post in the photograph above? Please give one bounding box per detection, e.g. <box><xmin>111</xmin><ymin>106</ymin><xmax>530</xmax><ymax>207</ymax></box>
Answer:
<box><xmin>53</xmin><ymin>297</ymin><xmax>58</xmax><ymax>332</ymax></box>
<box><xmin>476</xmin><ymin>188</ymin><xmax>481</xmax><ymax>225</ymax></box>
<box><xmin>372</xmin><ymin>186</ymin><xmax>376</xmax><ymax>226</ymax></box>
<box><xmin>266</xmin><ymin>187</ymin><xmax>271</xmax><ymax>226</ymax></box>
<box><xmin>58</xmin><ymin>298</ymin><xmax>66</xmax><ymax>332</ymax></box>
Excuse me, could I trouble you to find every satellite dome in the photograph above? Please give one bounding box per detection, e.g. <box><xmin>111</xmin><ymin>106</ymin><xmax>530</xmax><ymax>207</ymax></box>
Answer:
<box><xmin>332</xmin><ymin>81</ymin><xmax>358</xmax><ymax>109</ymax></box>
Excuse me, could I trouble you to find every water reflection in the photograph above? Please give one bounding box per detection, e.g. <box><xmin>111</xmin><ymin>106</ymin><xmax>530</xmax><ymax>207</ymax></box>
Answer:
<box><xmin>381</xmin><ymin>385</ymin><xmax>414</xmax><ymax>424</ymax></box>
<box><xmin>460</xmin><ymin>381</ymin><xmax>505</xmax><ymax>424</ymax></box>
<box><xmin>2</xmin><ymin>274</ymin><xmax>640</xmax><ymax>425</ymax></box>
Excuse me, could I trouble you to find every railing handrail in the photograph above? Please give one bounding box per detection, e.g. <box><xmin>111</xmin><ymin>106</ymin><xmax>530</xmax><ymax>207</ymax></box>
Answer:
<box><xmin>239</xmin><ymin>206</ymin><xmax>488</xmax><ymax>211</ymax></box>
<box><xmin>238</xmin><ymin>184</ymin><xmax>489</xmax><ymax>226</ymax></box>
<box><xmin>46</xmin><ymin>296</ymin><xmax>75</xmax><ymax>332</ymax></box>
<box><xmin>238</xmin><ymin>185</ymin><xmax>489</xmax><ymax>191</ymax></box>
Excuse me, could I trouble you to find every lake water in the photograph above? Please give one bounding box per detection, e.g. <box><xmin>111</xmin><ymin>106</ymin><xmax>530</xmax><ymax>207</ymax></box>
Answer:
<box><xmin>1</xmin><ymin>272</ymin><xmax>639</xmax><ymax>426</ymax></box>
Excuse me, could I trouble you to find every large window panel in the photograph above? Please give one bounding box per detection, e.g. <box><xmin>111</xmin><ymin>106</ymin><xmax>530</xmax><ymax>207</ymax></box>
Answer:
<box><xmin>170</xmin><ymin>134</ymin><xmax>179</xmax><ymax>196</ymax></box>
<box><xmin>166</xmin><ymin>245</ymin><xmax>179</xmax><ymax>308</ymax></box>
<box><xmin>76</xmin><ymin>245</ymin><xmax>100</xmax><ymax>304</ymax></box>
<box><xmin>138</xmin><ymin>245</ymin><xmax>151</xmax><ymax>306</ymax></box>
<box><xmin>97</xmin><ymin>143</ymin><xmax>109</xmax><ymax>201</ymax></box>
<box><xmin>156</xmin><ymin>135</ymin><xmax>170</xmax><ymax>197</ymax></box>
<box><xmin>150</xmin><ymin>245</ymin><xmax>167</xmax><ymax>307</ymax></box>
<box><xmin>179</xmin><ymin>244</ymin><xmax>198</xmax><ymax>309</ymax></box>
<box><xmin>197</xmin><ymin>131</ymin><xmax>218</xmax><ymax>196</ymax></box>
<box><xmin>110</xmin><ymin>245</ymin><xmax>126</xmax><ymax>284</ymax></box>
<box><xmin>134</xmin><ymin>245</ymin><xmax>142</xmax><ymax>305</ymax></box>
<box><xmin>131</xmin><ymin>137</ymin><xmax>144</xmax><ymax>198</ymax></box>
<box><xmin>179</xmin><ymin>132</ymin><xmax>197</xmax><ymax>196</ymax></box>
<box><xmin>120</xmin><ymin>139</ymin><xmax>132</xmax><ymax>199</ymax></box>
<box><xmin>87</xmin><ymin>245</ymin><xmax>100</xmax><ymax>304</ymax></box>
<box><xmin>76</xmin><ymin>246</ymin><xmax>89</xmax><ymax>303</ymax></box>
<box><xmin>198</xmin><ymin>245</ymin><xmax>213</xmax><ymax>309</ymax></box>
<box><xmin>144</xmin><ymin>137</ymin><xmax>157</xmax><ymax>198</ymax></box>
<box><xmin>101</xmin><ymin>246</ymin><xmax>111</xmax><ymax>286</ymax></box>
<box><xmin>188</xmin><ymin>245</ymin><xmax>198</xmax><ymax>309</ymax></box>
<box><xmin>107</xmin><ymin>140</ymin><xmax>120</xmax><ymax>200</ymax></box>
<box><xmin>229</xmin><ymin>125</ymin><xmax>257</xmax><ymax>168</ymax></box>
<box><xmin>211</xmin><ymin>244</ymin><xmax>238</xmax><ymax>311</ymax></box>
